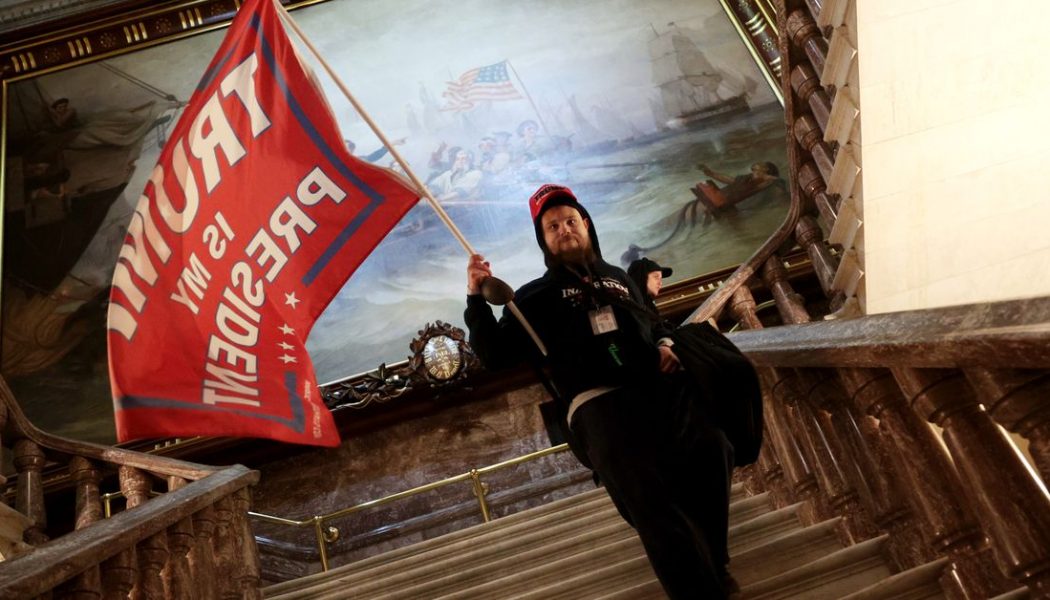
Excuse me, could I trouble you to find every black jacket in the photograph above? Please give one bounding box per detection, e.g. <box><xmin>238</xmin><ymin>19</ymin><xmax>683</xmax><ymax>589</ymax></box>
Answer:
<box><xmin>465</xmin><ymin>261</ymin><xmax>661</xmax><ymax>409</ymax></box>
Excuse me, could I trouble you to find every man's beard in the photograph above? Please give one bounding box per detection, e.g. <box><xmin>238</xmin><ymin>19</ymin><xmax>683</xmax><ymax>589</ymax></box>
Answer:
<box><xmin>547</xmin><ymin>242</ymin><xmax>597</xmax><ymax>268</ymax></box>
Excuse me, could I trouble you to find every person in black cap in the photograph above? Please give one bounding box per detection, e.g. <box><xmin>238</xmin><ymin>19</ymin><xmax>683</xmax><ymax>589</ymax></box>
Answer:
<box><xmin>464</xmin><ymin>184</ymin><xmax>736</xmax><ymax>599</ymax></box>
<box><xmin>628</xmin><ymin>257</ymin><xmax>673</xmax><ymax>314</ymax></box>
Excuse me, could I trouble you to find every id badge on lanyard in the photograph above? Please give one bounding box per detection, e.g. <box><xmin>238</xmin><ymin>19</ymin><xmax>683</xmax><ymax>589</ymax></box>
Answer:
<box><xmin>589</xmin><ymin>305</ymin><xmax>619</xmax><ymax>335</ymax></box>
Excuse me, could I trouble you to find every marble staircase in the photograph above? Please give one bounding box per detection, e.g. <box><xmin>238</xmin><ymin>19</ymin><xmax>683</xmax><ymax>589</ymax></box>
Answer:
<box><xmin>261</xmin><ymin>482</ymin><xmax>997</xmax><ymax>600</ymax></box>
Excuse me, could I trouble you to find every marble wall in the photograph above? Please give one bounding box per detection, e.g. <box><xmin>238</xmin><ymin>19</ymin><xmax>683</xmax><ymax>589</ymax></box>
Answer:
<box><xmin>248</xmin><ymin>379</ymin><xmax>592</xmax><ymax>583</ymax></box>
<box><xmin>858</xmin><ymin>0</ymin><xmax>1050</xmax><ymax>313</ymax></box>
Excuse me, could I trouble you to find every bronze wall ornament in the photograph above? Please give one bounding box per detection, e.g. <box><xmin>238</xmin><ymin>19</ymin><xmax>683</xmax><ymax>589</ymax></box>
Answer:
<box><xmin>321</xmin><ymin>321</ymin><xmax>479</xmax><ymax>409</ymax></box>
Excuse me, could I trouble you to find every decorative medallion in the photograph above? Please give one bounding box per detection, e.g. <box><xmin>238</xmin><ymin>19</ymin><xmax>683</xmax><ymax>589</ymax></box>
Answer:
<box><xmin>320</xmin><ymin>321</ymin><xmax>479</xmax><ymax>409</ymax></box>
<box><xmin>409</xmin><ymin>321</ymin><xmax>478</xmax><ymax>386</ymax></box>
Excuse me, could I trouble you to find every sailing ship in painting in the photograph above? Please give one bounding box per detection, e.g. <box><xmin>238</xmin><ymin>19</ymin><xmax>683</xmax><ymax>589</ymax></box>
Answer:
<box><xmin>649</xmin><ymin>23</ymin><xmax>751</xmax><ymax>129</ymax></box>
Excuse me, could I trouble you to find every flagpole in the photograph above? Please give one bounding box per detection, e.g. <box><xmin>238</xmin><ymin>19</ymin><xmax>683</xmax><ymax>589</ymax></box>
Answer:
<box><xmin>274</xmin><ymin>2</ymin><xmax>471</xmax><ymax>255</ymax></box>
<box><xmin>272</xmin><ymin>1</ymin><xmax>548</xmax><ymax>357</ymax></box>
<box><xmin>506</xmin><ymin>59</ymin><xmax>553</xmax><ymax>139</ymax></box>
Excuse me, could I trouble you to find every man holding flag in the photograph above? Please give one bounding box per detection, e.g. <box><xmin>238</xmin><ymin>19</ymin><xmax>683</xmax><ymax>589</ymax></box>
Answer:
<box><xmin>107</xmin><ymin>0</ymin><xmax>419</xmax><ymax>447</ymax></box>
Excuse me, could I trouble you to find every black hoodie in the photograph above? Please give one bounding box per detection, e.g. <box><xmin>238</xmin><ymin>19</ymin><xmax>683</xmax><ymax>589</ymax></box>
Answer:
<box><xmin>464</xmin><ymin>187</ymin><xmax>660</xmax><ymax>410</ymax></box>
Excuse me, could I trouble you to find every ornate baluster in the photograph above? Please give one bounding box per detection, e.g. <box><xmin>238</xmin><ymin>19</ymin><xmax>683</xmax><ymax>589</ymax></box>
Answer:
<box><xmin>103</xmin><ymin>470</ymin><xmax>138</xmax><ymax>600</ymax></box>
<box><xmin>786</xmin><ymin>9</ymin><xmax>829</xmax><ymax>78</ymax></box>
<box><xmin>212</xmin><ymin>496</ymin><xmax>240</xmax><ymax>600</ymax></box>
<box><xmin>839</xmin><ymin>368</ymin><xmax>970</xmax><ymax>572</ymax></box>
<box><xmin>804</xmin><ymin>0</ymin><xmax>825</xmax><ymax>28</ymax></box>
<box><xmin>14</xmin><ymin>439</ymin><xmax>48</xmax><ymax>545</ymax></box>
<box><xmin>791</xmin><ymin>64</ymin><xmax>832</xmax><ymax>133</ymax></box>
<box><xmin>792</xmin><ymin>369</ymin><xmax>875</xmax><ymax>542</ymax></box>
<box><xmin>229</xmin><ymin>488</ymin><xmax>262</xmax><ymax>599</ymax></box>
<box><xmin>189</xmin><ymin>506</ymin><xmax>219</xmax><ymax>600</ymax></box>
<box><xmin>964</xmin><ymin>368</ymin><xmax>1050</xmax><ymax>484</ymax></box>
<box><xmin>727</xmin><ymin>286</ymin><xmax>790</xmax><ymax>506</ymax></box>
<box><xmin>120</xmin><ymin>466</ymin><xmax>167</xmax><ymax>600</ymax></box>
<box><xmin>60</xmin><ymin>457</ymin><xmax>103</xmax><ymax>600</ymax></box>
<box><xmin>794</xmin><ymin>215</ymin><xmax>840</xmax><ymax>299</ymax></box>
<box><xmin>766</xmin><ymin>369</ymin><xmax>832</xmax><ymax>526</ymax></box>
<box><xmin>893</xmin><ymin>368</ymin><xmax>1048</xmax><ymax>596</ymax></box>
<box><xmin>798</xmin><ymin>162</ymin><xmax>839</xmax><ymax>230</ymax></box>
<box><xmin>856</xmin><ymin>412</ymin><xmax>928</xmax><ymax>569</ymax></box>
<box><xmin>761</xmin><ymin>256</ymin><xmax>810</xmax><ymax>325</ymax></box>
<box><xmin>793</xmin><ymin>115</ymin><xmax>835</xmax><ymax>183</ymax></box>
<box><xmin>163</xmin><ymin>477</ymin><xmax>195</xmax><ymax>600</ymax></box>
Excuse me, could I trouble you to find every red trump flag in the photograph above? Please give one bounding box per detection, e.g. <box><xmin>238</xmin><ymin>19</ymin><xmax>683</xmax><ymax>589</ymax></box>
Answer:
<box><xmin>107</xmin><ymin>0</ymin><xmax>419</xmax><ymax>447</ymax></box>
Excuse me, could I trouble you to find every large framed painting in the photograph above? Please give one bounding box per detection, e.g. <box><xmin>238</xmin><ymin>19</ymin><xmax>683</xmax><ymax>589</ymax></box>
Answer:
<box><xmin>0</xmin><ymin>0</ymin><xmax>788</xmax><ymax>444</ymax></box>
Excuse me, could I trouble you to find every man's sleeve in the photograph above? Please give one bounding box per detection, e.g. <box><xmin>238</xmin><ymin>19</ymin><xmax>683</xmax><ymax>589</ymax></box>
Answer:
<box><xmin>464</xmin><ymin>294</ymin><xmax>529</xmax><ymax>370</ymax></box>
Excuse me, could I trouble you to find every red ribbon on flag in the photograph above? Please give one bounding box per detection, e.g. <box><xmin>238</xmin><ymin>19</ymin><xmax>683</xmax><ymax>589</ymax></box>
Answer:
<box><xmin>107</xmin><ymin>0</ymin><xmax>419</xmax><ymax>447</ymax></box>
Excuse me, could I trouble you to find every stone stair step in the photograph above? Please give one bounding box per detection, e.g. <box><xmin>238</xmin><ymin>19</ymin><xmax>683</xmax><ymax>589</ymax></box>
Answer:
<box><xmin>728</xmin><ymin>502</ymin><xmax>807</xmax><ymax>555</ymax></box>
<box><xmin>263</xmin><ymin>487</ymin><xmax>614</xmax><ymax>598</ymax></box>
<box><xmin>742</xmin><ymin>534</ymin><xmax>893</xmax><ymax>600</ymax></box>
<box><xmin>322</xmin><ymin>520</ymin><xmax>639</xmax><ymax>600</ymax></box>
<box><xmin>730</xmin><ymin>492</ymin><xmax>773</xmax><ymax>523</ymax></box>
<box><xmin>265</xmin><ymin>487</ymin><xmax>807</xmax><ymax>600</ymax></box>
<box><xmin>268</xmin><ymin>483</ymin><xmax>772</xmax><ymax>599</ymax></box>
<box><xmin>732</xmin><ymin>518</ymin><xmax>845</xmax><ymax>586</ymax></box>
<box><xmin>425</xmin><ymin>535</ymin><xmax>647</xmax><ymax>600</ymax></box>
<box><xmin>491</xmin><ymin>553</ymin><xmax>656</xmax><ymax>600</ymax></box>
<box><xmin>839</xmin><ymin>557</ymin><xmax>950</xmax><ymax>600</ymax></box>
<box><xmin>269</xmin><ymin>504</ymin><xmax>626</xmax><ymax>599</ymax></box>
<box><xmin>731</xmin><ymin>482</ymin><xmax>748</xmax><ymax>502</ymax></box>
<box><xmin>591</xmin><ymin>578</ymin><xmax>666</xmax><ymax>600</ymax></box>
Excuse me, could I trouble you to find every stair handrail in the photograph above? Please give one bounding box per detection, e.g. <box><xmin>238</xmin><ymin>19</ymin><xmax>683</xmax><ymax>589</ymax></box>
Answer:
<box><xmin>0</xmin><ymin>376</ymin><xmax>262</xmax><ymax>598</ymax></box>
<box><xmin>727</xmin><ymin>296</ymin><xmax>1050</xmax><ymax>370</ymax></box>
<box><xmin>249</xmin><ymin>442</ymin><xmax>570</xmax><ymax>571</ymax></box>
<box><xmin>0</xmin><ymin>464</ymin><xmax>257</xmax><ymax>598</ymax></box>
<box><xmin>682</xmin><ymin>155</ymin><xmax>803</xmax><ymax>327</ymax></box>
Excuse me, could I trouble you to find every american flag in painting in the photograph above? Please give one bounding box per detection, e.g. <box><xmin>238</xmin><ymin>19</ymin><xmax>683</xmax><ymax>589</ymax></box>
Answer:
<box><xmin>441</xmin><ymin>61</ymin><xmax>523</xmax><ymax>111</ymax></box>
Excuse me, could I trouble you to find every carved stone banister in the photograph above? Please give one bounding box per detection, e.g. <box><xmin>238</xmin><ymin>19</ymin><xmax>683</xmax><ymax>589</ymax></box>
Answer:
<box><xmin>803</xmin><ymin>0</ymin><xmax>824</xmax><ymax>30</ymax></box>
<box><xmin>789</xmin><ymin>369</ymin><xmax>872</xmax><ymax>541</ymax></box>
<box><xmin>164</xmin><ymin>476</ymin><xmax>196</xmax><ymax>600</ymax></box>
<box><xmin>963</xmin><ymin>368</ymin><xmax>1050</xmax><ymax>483</ymax></box>
<box><xmin>682</xmin><ymin>188</ymin><xmax>802</xmax><ymax>324</ymax></box>
<box><xmin>765</xmin><ymin>369</ymin><xmax>829</xmax><ymax>523</ymax></box>
<box><xmin>838</xmin><ymin>367</ymin><xmax>994</xmax><ymax>595</ymax></box>
<box><xmin>786</xmin><ymin>9</ymin><xmax>828</xmax><ymax>76</ymax></box>
<box><xmin>13</xmin><ymin>439</ymin><xmax>47</xmax><ymax>545</ymax></box>
<box><xmin>793</xmin><ymin>114</ymin><xmax>835</xmax><ymax>182</ymax></box>
<box><xmin>190</xmin><ymin>505</ymin><xmax>220</xmax><ymax>599</ymax></box>
<box><xmin>760</xmin><ymin>255</ymin><xmax>810</xmax><ymax>325</ymax></box>
<box><xmin>726</xmin><ymin>297</ymin><xmax>1050</xmax><ymax>370</ymax></box>
<box><xmin>790</xmin><ymin>64</ymin><xmax>832</xmax><ymax>133</ymax></box>
<box><xmin>0</xmin><ymin>465</ymin><xmax>258</xmax><ymax>599</ymax></box>
<box><xmin>797</xmin><ymin>162</ymin><xmax>838</xmax><ymax>230</ymax></box>
<box><xmin>0</xmin><ymin>380</ymin><xmax>218</xmax><ymax>484</ymax></box>
<box><xmin>794</xmin><ymin>215</ymin><xmax>839</xmax><ymax>297</ymax></box>
<box><xmin>66</xmin><ymin>456</ymin><xmax>103</xmax><ymax>599</ymax></box>
<box><xmin>803</xmin><ymin>368</ymin><xmax>926</xmax><ymax>570</ymax></box>
<box><xmin>892</xmin><ymin>368</ymin><xmax>1050</xmax><ymax>596</ymax></box>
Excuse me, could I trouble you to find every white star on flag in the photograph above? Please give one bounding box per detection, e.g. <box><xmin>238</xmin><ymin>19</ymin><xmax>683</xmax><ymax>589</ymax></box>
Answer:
<box><xmin>279</xmin><ymin>323</ymin><xmax>295</xmax><ymax>335</ymax></box>
<box><xmin>279</xmin><ymin>354</ymin><xmax>297</xmax><ymax>364</ymax></box>
<box><xmin>285</xmin><ymin>292</ymin><xmax>301</xmax><ymax>308</ymax></box>
<box><xmin>278</xmin><ymin>341</ymin><xmax>294</xmax><ymax>350</ymax></box>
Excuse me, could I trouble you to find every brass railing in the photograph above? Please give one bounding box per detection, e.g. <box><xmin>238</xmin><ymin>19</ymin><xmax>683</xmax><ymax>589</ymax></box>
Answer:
<box><xmin>248</xmin><ymin>443</ymin><xmax>571</xmax><ymax>571</ymax></box>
